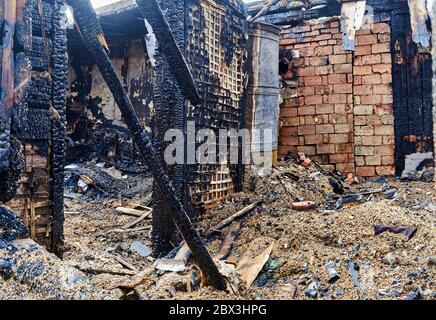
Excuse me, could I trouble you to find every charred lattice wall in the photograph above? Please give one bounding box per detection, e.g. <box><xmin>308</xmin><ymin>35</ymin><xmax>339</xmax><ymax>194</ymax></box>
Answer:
<box><xmin>4</xmin><ymin>0</ymin><xmax>68</xmax><ymax>256</ymax></box>
<box><xmin>150</xmin><ymin>0</ymin><xmax>248</xmax><ymax>255</ymax></box>
<box><xmin>185</xmin><ymin>0</ymin><xmax>248</xmax><ymax>212</ymax></box>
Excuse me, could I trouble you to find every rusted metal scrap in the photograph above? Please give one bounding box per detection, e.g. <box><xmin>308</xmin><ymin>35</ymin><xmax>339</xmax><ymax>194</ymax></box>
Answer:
<box><xmin>68</xmin><ymin>0</ymin><xmax>226</xmax><ymax>290</ymax></box>
<box><xmin>135</xmin><ymin>0</ymin><xmax>200</xmax><ymax>105</ymax></box>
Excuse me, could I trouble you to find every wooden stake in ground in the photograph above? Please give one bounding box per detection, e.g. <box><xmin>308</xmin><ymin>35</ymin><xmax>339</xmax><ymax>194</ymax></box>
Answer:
<box><xmin>429</xmin><ymin>0</ymin><xmax>436</xmax><ymax>189</ymax></box>
<box><xmin>68</xmin><ymin>0</ymin><xmax>226</xmax><ymax>291</ymax></box>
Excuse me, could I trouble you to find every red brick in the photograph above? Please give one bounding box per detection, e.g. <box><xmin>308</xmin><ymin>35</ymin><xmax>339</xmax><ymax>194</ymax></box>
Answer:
<box><xmin>317</xmin><ymin>144</ymin><xmax>335</xmax><ymax>154</ymax></box>
<box><xmin>372</xmin><ymin>64</ymin><xmax>391</xmax><ymax>74</ymax></box>
<box><xmin>354</xmin><ymin>65</ymin><xmax>372</xmax><ymax>75</ymax></box>
<box><xmin>298</xmin><ymin>86</ymin><xmax>315</xmax><ymax>96</ymax></box>
<box><xmin>354</xmin><ymin>85</ymin><xmax>373</xmax><ymax>95</ymax></box>
<box><xmin>355</xmin><ymin>126</ymin><xmax>374</xmax><ymax>136</ymax></box>
<box><xmin>356</xmin><ymin>27</ymin><xmax>371</xmax><ymax>36</ymax></box>
<box><xmin>376</xmin><ymin>166</ymin><xmax>394</xmax><ymax>176</ymax></box>
<box><xmin>361</xmin><ymin>136</ymin><xmax>382</xmax><ymax>146</ymax></box>
<box><xmin>355</xmin><ymin>146</ymin><xmax>374</xmax><ymax>156</ymax></box>
<box><xmin>354</xmin><ymin>75</ymin><xmax>362</xmax><ymax>85</ymax></box>
<box><xmin>309</xmin><ymin>56</ymin><xmax>330</xmax><ymax>66</ymax></box>
<box><xmin>316</xmin><ymin>104</ymin><xmax>334</xmax><ymax>114</ymax></box>
<box><xmin>334</xmin><ymin>64</ymin><xmax>352</xmax><ymax>74</ymax></box>
<box><xmin>297</xmin><ymin>146</ymin><xmax>316</xmax><ymax>155</ymax></box>
<box><xmin>356</xmin><ymin>166</ymin><xmax>376</xmax><ymax>177</ymax></box>
<box><xmin>330</xmin><ymin>114</ymin><xmax>348</xmax><ymax>124</ymax></box>
<box><xmin>299</xmin><ymin>67</ymin><xmax>316</xmax><ymax>77</ymax></box>
<box><xmin>371</xmin><ymin>23</ymin><xmax>390</xmax><ymax>34</ymax></box>
<box><xmin>362</xmin><ymin>74</ymin><xmax>382</xmax><ymax>85</ymax></box>
<box><xmin>330</xmin><ymin>21</ymin><xmax>339</xmax><ymax>28</ymax></box>
<box><xmin>304</xmin><ymin>134</ymin><xmax>323</xmax><ymax>145</ymax></box>
<box><xmin>329</xmin><ymin>94</ymin><xmax>347</xmax><ymax>104</ymax></box>
<box><xmin>333</xmin><ymin>83</ymin><xmax>352</xmax><ymax>93</ymax></box>
<box><xmin>304</xmin><ymin>96</ymin><xmax>323</xmax><ymax>106</ymax></box>
<box><xmin>279</xmin><ymin>136</ymin><xmax>299</xmax><ymax>146</ymax></box>
<box><xmin>375</xmin><ymin>145</ymin><xmax>394</xmax><ymax>156</ymax></box>
<box><xmin>354</xmin><ymin>105</ymin><xmax>373</xmax><ymax>115</ymax></box>
<box><xmin>315</xmin><ymin>65</ymin><xmax>333</xmax><ymax>75</ymax></box>
<box><xmin>381</xmin><ymin>73</ymin><xmax>392</xmax><ymax>84</ymax></box>
<box><xmin>355</xmin><ymin>45</ymin><xmax>372</xmax><ymax>56</ymax></box>
<box><xmin>336</xmin><ymin>162</ymin><xmax>355</xmax><ymax>173</ymax></box>
<box><xmin>377</xmin><ymin>33</ymin><xmax>390</xmax><ymax>43</ymax></box>
<box><xmin>362</xmin><ymin>95</ymin><xmax>382</xmax><ymax>104</ymax></box>
<box><xmin>354</xmin><ymin>115</ymin><xmax>367</xmax><ymax>125</ymax></box>
<box><xmin>305</xmin><ymin>76</ymin><xmax>323</xmax><ymax>86</ymax></box>
<box><xmin>366</xmin><ymin>115</ymin><xmax>383</xmax><ymax>126</ymax></box>
<box><xmin>280</xmin><ymin>126</ymin><xmax>298</xmax><ymax>136</ymax></box>
<box><xmin>336</xmin><ymin>143</ymin><xmax>353</xmax><ymax>153</ymax></box>
<box><xmin>372</xmin><ymin>43</ymin><xmax>390</xmax><ymax>53</ymax></box>
<box><xmin>374</xmin><ymin>125</ymin><xmax>394</xmax><ymax>135</ymax></box>
<box><xmin>279</xmin><ymin>146</ymin><xmax>297</xmax><ymax>157</ymax></box>
<box><xmin>317</xmin><ymin>45</ymin><xmax>333</xmax><ymax>56</ymax></box>
<box><xmin>334</xmin><ymin>103</ymin><xmax>353</xmax><ymax>113</ymax></box>
<box><xmin>356</xmin><ymin>34</ymin><xmax>378</xmax><ymax>45</ymax></box>
<box><xmin>335</xmin><ymin>123</ymin><xmax>352</xmax><ymax>133</ymax></box>
<box><xmin>381</xmin><ymin>155</ymin><xmax>395</xmax><ymax>165</ymax></box>
<box><xmin>330</xmin><ymin>153</ymin><xmax>351</xmax><ymax>163</ymax></box>
<box><xmin>329</xmin><ymin>54</ymin><xmax>347</xmax><ymax>64</ymax></box>
<box><xmin>298</xmin><ymin>125</ymin><xmax>316</xmax><ymax>135</ymax></box>
<box><xmin>381</xmin><ymin>53</ymin><xmax>392</xmax><ymax>64</ymax></box>
<box><xmin>316</xmin><ymin>124</ymin><xmax>334</xmax><ymax>134</ymax></box>
<box><xmin>355</xmin><ymin>156</ymin><xmax>365</xmax><ymax>166</ymax></box>
<box><xmin>297</xmin><ymin>106</ymin><xmax>315</xmax><ymax>115</ymax></box>
<box><xmin>328</xmin><ymin>74</ymin><xmax>347</xmax><ymax>84</ymax></box>
<box><xmin>366</xmin><ymin>155</ymin><xmax>382</xmax><ymax>166</ymax></box>
<box><xmin>314</xmin><ymin>34</ymin><xmax>332</xmax><ymax>41</ymax></box>
<box><xmin>329</xmin><ymin>134</ymin><xmax>349</xmax><ymax>143</ymax></box>
<box><xmin>279</xmin><ymin>38</ymin><xmax>296</xmax><ymax>46</ymax></box>
<box><xmin>374</xmin><ymin>104</ymin><xmax>393</xmax><ymax>116</ymax></box>
<box><xmin>280</xmin><ymin>107</ymin><xmax>298</xmax><ymax>117</ymax></box>
<box><xmin>362</xmin><ymin>54</ymin><xmax>382</xmax><ymax>65</ymax></box>
<box><xmin>373</xmin><ymin>84</ymin><xmax>392</xmax><ymax>95</ymax></box>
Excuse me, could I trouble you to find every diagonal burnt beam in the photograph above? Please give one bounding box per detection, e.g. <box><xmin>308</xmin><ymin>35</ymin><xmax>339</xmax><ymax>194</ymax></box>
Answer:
<box><xmin>135</xmin><ymin>0</ymin><xmax>200</xmax><ymax>106</ymax></box>
<box><xmin>68</xmin><ymin>0</ymin><xmax>226</xmax><ymax>291</ymax></box>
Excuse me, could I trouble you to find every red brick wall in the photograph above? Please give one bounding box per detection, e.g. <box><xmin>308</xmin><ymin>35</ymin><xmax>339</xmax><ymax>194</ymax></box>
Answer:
<box><xmin>279</xmin><ymin>17</ymin><xmax>395</xmax><ymax>177</ymax></box>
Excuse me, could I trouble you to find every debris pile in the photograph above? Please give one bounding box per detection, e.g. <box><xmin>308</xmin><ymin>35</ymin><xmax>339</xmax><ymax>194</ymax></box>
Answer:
<box><xmin>1</xmin><ymin>155</ymin><xmax>434</xmax><ymax>300</ymax></box>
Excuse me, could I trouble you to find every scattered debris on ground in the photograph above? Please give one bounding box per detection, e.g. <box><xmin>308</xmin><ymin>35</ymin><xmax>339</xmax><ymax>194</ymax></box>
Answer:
<box><xmin>1</xmin><ymin>156</ymin><xmax>434</xmax><ymax>300</ymax></box>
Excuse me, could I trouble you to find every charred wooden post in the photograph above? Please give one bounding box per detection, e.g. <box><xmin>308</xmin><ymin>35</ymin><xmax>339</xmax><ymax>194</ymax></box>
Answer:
<box><xmin>137</xmin><ymin>0</ymin><xmax>191</xmax><ymax>257</ymax></box>
<box><xmin>68</xmin><ymin>0</ymin><xmax>227</xmax><ymax>290</ymax></box>
<box><xmin>51</xmin><ymin>0</ymin><xmax>69</xmax><ymax>257</ymax></box>
<box><xmin>135</xmin><ymin>0</ymin><xmax>200</xmax><ymax>105</ymax></box>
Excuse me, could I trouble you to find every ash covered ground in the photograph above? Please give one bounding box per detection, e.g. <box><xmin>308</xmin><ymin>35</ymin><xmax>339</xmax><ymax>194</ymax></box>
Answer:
<box><xmin>1</xmin><ymin>158</ymin><xmax>435</xmax><ymax>300</ymax></box>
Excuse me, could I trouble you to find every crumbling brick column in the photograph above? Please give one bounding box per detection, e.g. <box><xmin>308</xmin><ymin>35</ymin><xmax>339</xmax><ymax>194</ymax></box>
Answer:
<box><xmin>278</xmin><ymin>15</ymin><xmax>396</xmax><ymax>177</ymax></box>
<box><xmin>353</xmin><ymin>21</ymin><xmax>395</xmax><ymax>177</ymax></box>
<box><xmin>279</xmin><ymin>18</ymin><xmax>355</xmax><ymax>174</ymax></box>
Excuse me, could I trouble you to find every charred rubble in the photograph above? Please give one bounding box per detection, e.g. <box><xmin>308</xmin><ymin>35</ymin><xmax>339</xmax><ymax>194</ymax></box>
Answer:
<box><xmin>0</xmin><ymin>0</ymin><xmax>435</xmax><ymax>300</ymax></box>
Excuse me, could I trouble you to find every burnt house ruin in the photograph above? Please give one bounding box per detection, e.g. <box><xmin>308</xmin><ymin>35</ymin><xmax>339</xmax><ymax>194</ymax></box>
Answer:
<box><xmin>0</xmin><ymin>0</ymin><xmax>435</xmax><ymax>297</ymax></box>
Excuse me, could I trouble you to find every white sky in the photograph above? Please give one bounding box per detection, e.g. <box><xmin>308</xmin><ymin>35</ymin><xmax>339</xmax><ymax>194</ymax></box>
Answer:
<box><xmin>91</xmin><ymin>0</ymin><xmax>258</xmax><ymax>9</ymax></box>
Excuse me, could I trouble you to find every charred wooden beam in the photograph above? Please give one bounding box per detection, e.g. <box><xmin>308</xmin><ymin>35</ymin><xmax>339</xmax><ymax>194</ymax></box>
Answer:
<box><xmin>68</xmin><ymin>0</ymin><xmax>226</xmax><ymax>290</ymax></box>
<box><xmin>51</xmin><ymin>0</ymin><xmax>69</xmax><ymax>258</ymax></box>
<box><xmin>135</xmin><ymin>0</ymin><xmax>200</xmax><ymax>105</ymax></box>
<box><xmin>430</xmin><ymin>2</ymin><xmax>436</xmax><ymax>187</ymax></box>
